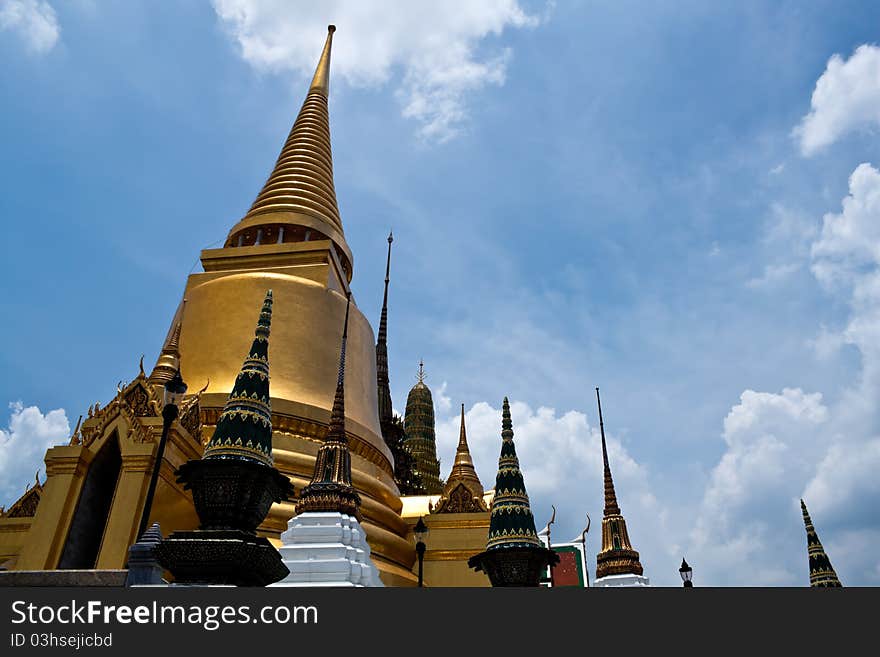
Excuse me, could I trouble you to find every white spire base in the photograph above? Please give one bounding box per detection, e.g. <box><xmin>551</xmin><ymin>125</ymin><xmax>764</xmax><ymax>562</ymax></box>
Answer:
<box><xmin>270</xmin><ymin>512</ymin><xmax>384</xmax><ymax>587</ymax></box>
<box><xmin>593</xmin><ymin>573</ymin><xmax>651</xmax><ymax>587</ymax></box>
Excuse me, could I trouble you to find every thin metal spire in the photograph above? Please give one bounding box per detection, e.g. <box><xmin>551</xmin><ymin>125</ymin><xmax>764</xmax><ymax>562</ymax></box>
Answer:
<box><xmin>596</xmin><ymin>387</ymin><xmax>620</xmax><ymax>516</ymax></box>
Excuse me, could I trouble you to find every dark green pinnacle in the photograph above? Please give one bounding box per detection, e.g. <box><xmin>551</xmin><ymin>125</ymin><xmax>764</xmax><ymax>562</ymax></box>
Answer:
<box><xmin>486</xmin><ymin>397</ymin><xmax>540</xmax><ymax>550</ymax></box>
<box><xmin>204</xmin><ymin>290</ymin><xmax>274</xmax><ymax>466</ymax></box>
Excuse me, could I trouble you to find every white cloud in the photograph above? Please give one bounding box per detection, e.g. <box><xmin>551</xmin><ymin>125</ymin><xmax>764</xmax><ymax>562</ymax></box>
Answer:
<box><xmin>432</xmin><ymin>399</ymin><xmax>678</xmax><ymax>584</ymax></box>
<box><xmin>0</xmin><ymin>0</ymin><xmax>59</xmax><ymax>55</ymax></box>
<box><xmin>693</xmin><ymin>388</ymin><xmax>829</xmax><ymax>586</ymax></box>
<box><xmin>0</xmin><ymin>402</ymin><xmax>69</xmax><ymax>508</ymax></box>
<box><xmin>811</xmin><ymin>163</ymin><xmax>880</xmax><ymax>288</ymax></box>
<box><xmin>699</xmin><ymin>161</ymin><xmax>880</xmax><ymax>585</ymax></box>
<box><xmin>795</xmin><ymin>45</ymin><xmax>880</xmax><ymax>156</ymax></box>
<box><xmin>211</xmin><ymin>0</ymin><xmax>540</xmax><ymax>142</ymax></box>
<box><xmin>434</xmin><ymin>381</ymin><xmax>453</xmax><ymax>415</ymax></box>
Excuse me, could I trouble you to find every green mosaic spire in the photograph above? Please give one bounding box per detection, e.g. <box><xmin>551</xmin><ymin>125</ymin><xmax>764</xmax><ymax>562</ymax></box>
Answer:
<box><xmin>203</xmin><ymin>290</ymin><xmax>274</xmax><ymax>466</ymax></box>
<box><xmin>486</xmin><ymin>397</ymin><xmax>541</xmax><ymax>550</ymax></box>
<box><xmin>801</xmin><ymin>499</ymin><xmax>842</xmax><ymax>587</ymax></box>
<box><xmin>403</xmin><ymin>361</ymin><xmax>443</xmax><ymax>494</ymax></box>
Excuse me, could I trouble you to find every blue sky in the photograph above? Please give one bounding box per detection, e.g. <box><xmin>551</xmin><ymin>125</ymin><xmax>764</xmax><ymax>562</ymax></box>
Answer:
<box><xmin>2</xmin><ymin>0</ymin><xmax>880</xmax><ymax>586</ymax></box>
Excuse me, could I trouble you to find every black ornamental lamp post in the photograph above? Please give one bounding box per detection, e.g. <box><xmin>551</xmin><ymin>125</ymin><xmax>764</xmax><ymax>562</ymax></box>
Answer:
<box><xmin>136</xmin><ymin>369</ymin><xmax>187</xmax><ymax>540</ymax></box>
<box><xmin>680</xmin><ymin>558</ymin><xmax>693</xmax><ymax>587</ymax></box>
<box><xmin>414</xmin><ymin>516</ymin><xmax>428</xmax><ymax>587</ymax></box>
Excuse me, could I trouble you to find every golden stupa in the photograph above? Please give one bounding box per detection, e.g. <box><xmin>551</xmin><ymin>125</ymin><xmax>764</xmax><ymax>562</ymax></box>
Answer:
<box><xmin>0</xmin><ymin>26</ymin><xmax>500</xmax><ymax>587</ymax></box>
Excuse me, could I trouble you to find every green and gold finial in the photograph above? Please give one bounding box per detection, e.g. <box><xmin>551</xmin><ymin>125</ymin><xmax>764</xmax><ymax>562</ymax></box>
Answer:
<box><xmin>485</xmin><ymin>398</ymin><xmax>541</xmax><ymax>550</ymax></box>
<box><xmin>801</xmin><ymin>499</ymin><xmax>842</xmax><ymax>587</ymax></box>
<box><xmin>203</xmin><ymin>290</ymin><xmax>274</xmax><ymax>466</ymax></box>
<box><xmin>297</xmin><ymin>292</ymin><xmax>362</xmax><ymax>518</ymax></box>
<box><xmin>403</xmin><ymin>360</ymin><xmax>443</xmax><ymax>494</ymax></box>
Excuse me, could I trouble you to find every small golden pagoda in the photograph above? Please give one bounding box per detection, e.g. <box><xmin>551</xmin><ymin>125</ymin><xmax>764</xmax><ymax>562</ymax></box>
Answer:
<box><xmin>432</xmin><ymin>405</ymin><xmax>487</xmax><ymax>514</ymax></box>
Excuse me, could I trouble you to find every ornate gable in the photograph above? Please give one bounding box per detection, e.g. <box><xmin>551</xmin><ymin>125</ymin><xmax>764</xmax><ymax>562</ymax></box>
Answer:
<box><xmin>432</xmin><ymin>482</ymin><xmax>488</xmax><ymax>514</ymax></box>
<box><xmin>2</xmin><ymin>474</ymin><xmax>43</xmax><ymax>518</ymax></box>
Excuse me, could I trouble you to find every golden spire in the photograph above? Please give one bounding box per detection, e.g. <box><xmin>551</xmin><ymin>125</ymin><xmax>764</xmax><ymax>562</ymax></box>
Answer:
<box><xmin>309</xmin><ymin>24</ymin><xmax>335</xmax><ymax>95</ymax></box>
<box><xmin>149</xmin><ymin>300</ymin><xmax>185</xmax><ymax>385</ymax></box>
<box><xmin>449</xmin><ymin>404</ymin><xmax>482</xmax><ymax>487</ymax></box>
<box><xmin>433</xmin><ymin>405</ymin><xmax>486</xmax><ymax>514</ymax></box>
<box><xmin>225</xmin><ymin>25</ymin><xmax>352</xmax><ymax>277</ymax></box>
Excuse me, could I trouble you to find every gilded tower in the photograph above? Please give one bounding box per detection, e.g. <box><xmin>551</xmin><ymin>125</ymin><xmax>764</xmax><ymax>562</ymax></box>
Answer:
<box><xmin>593</xmin><ymin>388</ymin><xmax>649</xmax><ymax>587</ymax></box>
<box><xmin>800</xmin><ymin>499</ymin><xmax>842</xmax><ymax>587</ymax></box>
<box><xmin>403</xmin><ymin>363</ymin><xmax>443</xmax><ymax>493</ymax></box>
<box><xmin>0</xmin><ymin>26</ymin><xmax>417</xmax><ymax>585</ymax></box>
<box><xmin>172</xmin><ymin>25</ymin><xmax>415</xmax><ymax>585</ymax></box>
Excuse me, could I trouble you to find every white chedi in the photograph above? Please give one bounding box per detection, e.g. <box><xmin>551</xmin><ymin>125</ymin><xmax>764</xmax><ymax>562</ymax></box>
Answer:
<box><xmin>271</xmin><ymin>512</ymin><xmax>384</xmax><ymax>587</ymax></box>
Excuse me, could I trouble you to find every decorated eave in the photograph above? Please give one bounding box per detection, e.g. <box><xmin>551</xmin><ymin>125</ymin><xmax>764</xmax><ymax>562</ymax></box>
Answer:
<box><xmin>0</xmin><ymin>473</ymin><xmax>44</xmax><ymax>519</ymax></box>
<box><xmin>69</xmin><ymin>362</ymin><xmax>206</xmax><ymax>451</ymax></box>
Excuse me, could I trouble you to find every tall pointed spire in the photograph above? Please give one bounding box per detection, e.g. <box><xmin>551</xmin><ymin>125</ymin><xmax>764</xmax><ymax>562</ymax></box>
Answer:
<box><xmin>376</xmin><ymin>231</ymin><xmax>394</xmax><ymax>426</ymax></box>
<box><xmin>801</xmin><ymin>499</ymin><xmax>842</xmax><ymax>587</ymax></box>
<box><xmin>451</xmin><ymin>404</ymin><xmax>480</xmax><ymax>484</ymax></box>
<box><xmin>297</xmin><ymin>292</ymin><xmax>361</xmax><ymax>518</ymax></box>
<box><xmin>469</xmin><ymin>396</ymin><xmax>558</xmax><ymax>585</ymax></box>
<box><xmin>485</xmin><ymin>398</ymin><xmax>540</xmax><ymax>550</ymax></box>
<box><xmin>203</xmin><ymin>291</ymin><xmax>274</xmax><ymax>466</ymax></box>
<box><xmin>225</xmin><ymin>25</ymin><xmax>353</xmax><ymax>278</ymax></box>
<box><xmin>432</xmin><ymin>404</ymin><xmax>486</xmax><ymax>513</ymax></box>
<box><xmin>149</xmin><ymin>299</ymin><xmax>185</xmax><ymax>385</ymax></box>
<box><xmin>597</xmin><ymin>387</ymin><xmax>620</xmax><ymax>516</ymax></box>
<box><xmin>594</xmin><ymin>388</ymin><xmax>644</xmax><ymax>582</ymax></box>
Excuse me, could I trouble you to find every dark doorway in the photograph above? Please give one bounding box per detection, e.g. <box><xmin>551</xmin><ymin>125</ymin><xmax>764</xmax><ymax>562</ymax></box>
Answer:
<box><xmin>57</xmin><ymin>432</ymin><xmax>122</xmax><ymax>569</ymax></box>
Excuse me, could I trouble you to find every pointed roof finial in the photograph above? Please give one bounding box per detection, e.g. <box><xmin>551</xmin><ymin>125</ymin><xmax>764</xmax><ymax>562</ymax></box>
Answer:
<box><xmin>458</xmin><ymin>404</ymin><xmax>468</xmax><ymax>450</ymax></box>
<box><xmin>418</xmin><ymin>360</ymin><xmax>425</xmax><ymax>383</ymax></box>
<box><xmin>451</xmin><ymin>403</ymin><xmax>478</xmax><ymax>479</ymax></box>
<box><xmin>203</xmin><ymin>290</ymin><xmax>274</xmax><ymax>466</ymax></box>
<box><xmin>801</xmin><ymin>499</ymin><xmax>842</xmax><ymax>587</ymax></box>
<box><xmin>310</xmin><ymin>25</ymin><xmax>336</xmax><ymax>95</ymax></box>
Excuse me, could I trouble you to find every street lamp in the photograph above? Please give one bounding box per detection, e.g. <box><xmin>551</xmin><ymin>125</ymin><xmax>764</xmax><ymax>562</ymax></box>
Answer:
<box><xmin>414</xmin><ymin>516</ymin><xmax>428</xmax><ymax>588</ymax></box>
<box><xmin>136</xmin><ymin>369</ymin><xmax>187</xmax><ymax>540</ymax></box>
<box><xmin>679</xmin><ymin>558</ymin><xmax>693</xmax><ymax>587</ymax></box>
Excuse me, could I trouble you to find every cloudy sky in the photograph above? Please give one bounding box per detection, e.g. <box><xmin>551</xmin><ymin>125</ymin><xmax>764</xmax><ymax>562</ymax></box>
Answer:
<box><xmin>2</xmin><ymin>0</ymin><xmax>880</xmax><ymax>586</ymax></box>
